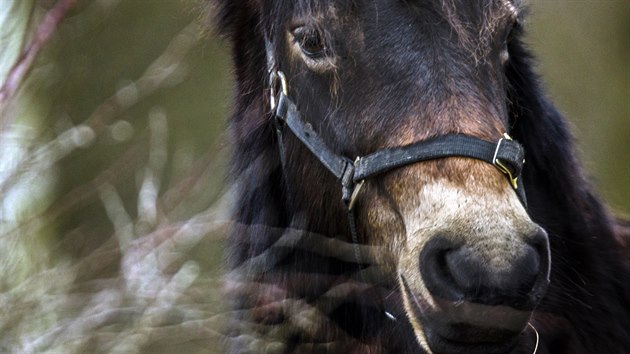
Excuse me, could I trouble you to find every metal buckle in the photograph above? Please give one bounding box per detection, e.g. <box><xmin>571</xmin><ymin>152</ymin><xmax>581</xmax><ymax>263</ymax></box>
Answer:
<box><xmin>493</xmin><ymin>133</ymin><xmax>519</xmax><ymax>190</ymax></box>
<box><xmin>348</xmin><ymin>180</ymin><xmax>365</xmax><ymax>211</ymax></box>
<box><xmin>269</xmin><ymin>70</ymin><xmax>288</xmax><ymax>111</ymax></box>
<box><xmin>348</xmin><ymin>157</ymin><xmax>364</xmax><ymax>210</ymax></box>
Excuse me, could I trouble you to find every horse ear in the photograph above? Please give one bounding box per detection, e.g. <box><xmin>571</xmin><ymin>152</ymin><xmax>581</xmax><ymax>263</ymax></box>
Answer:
<box><xmin>506</xmin><ymin>37</ymin><xmax>590</xmax><ymax>213</ymax></box>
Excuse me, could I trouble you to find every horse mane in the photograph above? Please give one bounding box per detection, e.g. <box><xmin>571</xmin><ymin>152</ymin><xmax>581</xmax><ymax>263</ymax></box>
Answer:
<box><xmin>506</xmin><ymin>32</ymin><xmax>630</xmax><ymax>352</ymax></box>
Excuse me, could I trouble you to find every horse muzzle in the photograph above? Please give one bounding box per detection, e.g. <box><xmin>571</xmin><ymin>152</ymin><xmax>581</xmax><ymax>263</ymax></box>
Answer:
<box><xmin>399</xmin><ymin>227</ymin><xmax>550</xmax><ymax>354</ymax></box>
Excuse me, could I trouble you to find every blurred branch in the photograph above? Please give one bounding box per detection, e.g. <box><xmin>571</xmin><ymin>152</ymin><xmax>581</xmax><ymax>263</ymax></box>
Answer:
<box><xmin>137</xmin><ymin>108</ymin><xmax>169</xmax><ymax>231</ymax></box>
<box><xmin>85</xmin><ymin>21</ymin><xmax>200</xmax><ymax>135</ymax></box>
<box><xmin>0</xmin><ymin>20</ymin><xmax>203</xmax><ymax>237</ymax></box>
<box><xmin>161</xmin><ymin>134</ymin><xmax>228</xmax><ymax>217</ymax></box>
<box><xmin>0</xmin><ymin>3</ymin><xmax>234</xmax><ymax>352</ymax></box>
<box><xmin>0</xmin><ymin>0</ymin><xmax>76</xmax><ymax>125</ymax></box>
<box><xmin>0</xmin><ymin>139</ymin><xmax>146</xmax><ymax>240</ymax></box>
<box><xmin>0</xmin><ymin>20</ymin><xmax>201</xmax><ymax>195</ymax></box>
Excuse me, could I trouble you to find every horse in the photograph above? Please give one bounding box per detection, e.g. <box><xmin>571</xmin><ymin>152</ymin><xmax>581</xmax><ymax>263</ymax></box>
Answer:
<box><xmin>209</xmin><ymin>0</ymin><xmax>630</xmax><ymax>353</ymax></box>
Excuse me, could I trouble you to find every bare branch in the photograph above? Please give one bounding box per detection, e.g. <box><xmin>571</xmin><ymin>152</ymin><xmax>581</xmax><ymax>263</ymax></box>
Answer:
<box><xmin>0</xmin><ymin>0</ymin><xmax>77</xmax><ymax>122</ymax></box>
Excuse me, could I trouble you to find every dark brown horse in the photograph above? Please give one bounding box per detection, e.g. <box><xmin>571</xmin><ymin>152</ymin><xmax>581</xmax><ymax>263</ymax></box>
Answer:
<box><xmin>210</xmin><ymin>1</ymin><xmax>630</xmax><ymax>353</ymax></box>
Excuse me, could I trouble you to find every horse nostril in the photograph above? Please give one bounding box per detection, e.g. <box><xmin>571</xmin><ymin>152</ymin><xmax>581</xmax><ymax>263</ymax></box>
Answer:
<box><xmin>420</xmin><ymin>237</ymin><xmax>465</xmax><ymax>301</ymax></box>
<box><xmin>420</xmin><ymin>232</ymin><xmax>550</xmax><ymax>310</ymax></box>
<box><xmin>445</xmin><ymin>246</ymin><xmax>540</xmax><ymax>307</ymax></box>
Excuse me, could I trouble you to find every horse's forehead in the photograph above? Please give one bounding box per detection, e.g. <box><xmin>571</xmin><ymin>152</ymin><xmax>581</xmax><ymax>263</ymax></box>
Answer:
<box><xmin>280</xmin><ymin>0</ymin><xmax>519</xmax><ymax>63</ymax></box>
<box><xmin>284</xmin><ymin>0</ymin><xmax>517</xmax><ymax>18</ymax></box>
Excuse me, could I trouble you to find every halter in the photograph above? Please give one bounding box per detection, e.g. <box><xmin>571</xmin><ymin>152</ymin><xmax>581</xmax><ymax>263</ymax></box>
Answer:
<box><xmin>268</xmin><ymin>68</ymin><xmax>526</xmax><ymax>323</ymax></box>
<box><xmin>269</xmin><ymin>70</ymin><xmax>527</xmax><ymax>211</ymax></box>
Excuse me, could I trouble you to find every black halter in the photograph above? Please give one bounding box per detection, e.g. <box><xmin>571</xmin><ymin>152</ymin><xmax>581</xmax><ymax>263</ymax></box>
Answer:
<box><xmin>270</xmin><ymin>70</ymin><xmax>527</xmax><ymax>212</ymax></box>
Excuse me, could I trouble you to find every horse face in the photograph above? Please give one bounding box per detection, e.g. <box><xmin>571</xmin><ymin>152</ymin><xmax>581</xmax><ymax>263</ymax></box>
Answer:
<box><xmin>270</xmin><ymin>0</ymin><xmax>550</xmax><ymax>352</ymax></box>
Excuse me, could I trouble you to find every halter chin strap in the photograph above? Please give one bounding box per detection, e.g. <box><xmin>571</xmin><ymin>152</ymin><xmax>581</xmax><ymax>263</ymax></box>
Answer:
<box><xmin>272</xmin><ymin>71</ymin><xmax>527</xmax><ymax>209</ymax></box>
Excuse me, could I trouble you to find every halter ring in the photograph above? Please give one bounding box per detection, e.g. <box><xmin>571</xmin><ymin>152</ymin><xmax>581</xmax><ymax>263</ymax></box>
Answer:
<box><xmin>269</xmin><ymin>70</ymin><xmax>288</xmax><ymax>111</ymax></box>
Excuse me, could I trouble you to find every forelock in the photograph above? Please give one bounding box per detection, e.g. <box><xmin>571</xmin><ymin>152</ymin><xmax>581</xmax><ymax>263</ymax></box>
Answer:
<box><xmin>440</xmin><ymin>0</ymin><xmax>523</xmax><ymax>61</ymax></box>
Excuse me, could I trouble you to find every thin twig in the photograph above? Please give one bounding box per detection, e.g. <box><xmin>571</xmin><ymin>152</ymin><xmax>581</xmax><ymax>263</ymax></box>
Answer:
<box><xmin>0</xmin><ymin>21</ymin><xmax>201</xmax><ymax>199</ymax></box>
<box><xmin>0</xmin><ymin>0</ymin><xmax>77</xmax><ymax>122</ymax></box>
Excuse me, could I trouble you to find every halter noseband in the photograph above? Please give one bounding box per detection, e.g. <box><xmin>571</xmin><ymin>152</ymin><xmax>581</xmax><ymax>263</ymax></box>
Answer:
<box><xmin>270</xmin><ymin>70</ymin><xmax>527</xmax><ymax>210</ymax></box>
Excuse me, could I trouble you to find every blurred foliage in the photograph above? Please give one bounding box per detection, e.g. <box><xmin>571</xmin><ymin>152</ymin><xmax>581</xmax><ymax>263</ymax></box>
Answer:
<box><xmin>48</xmin><ymin>0</ymin><xmax>232</xmax><ymax>258</ymax></box>
<box><xmin>0</xmin><ymin>0</ymin><xmax>628</xmax><ymax>353</ymax></box>
<box><xmin>528</xmin><ymin>1</ymin><xmax>630</xmax><ymax>215</ymax></box>
<box><xmin>1</xmin><ymin>1</ymin><xmax>232</xmax><ymax>352</ymax></box>
<box><xmin>0</xmin><ymin>0</ymin><xmax>35</xmax><ymax>82</ymax></box>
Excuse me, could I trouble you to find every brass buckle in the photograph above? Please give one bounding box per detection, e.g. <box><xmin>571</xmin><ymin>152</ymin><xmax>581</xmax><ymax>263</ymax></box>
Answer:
<box><xmin>348</xmin><ymin>180</ymin><xmax>365</xmax><ymax>211</ymax></box>
<box><xmin>348</xmin><ymin>157</ymin><xmax>365</xmax><ymax>210</ymax></box>
<box><xmin>493</xmin><ymin>133</ymin><xmax>519</xmax><ymax>190</ymax></box>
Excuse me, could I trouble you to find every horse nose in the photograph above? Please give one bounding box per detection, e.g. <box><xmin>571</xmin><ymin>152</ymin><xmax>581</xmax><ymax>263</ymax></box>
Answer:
<box><xmin>420</xmin><ymin>229</ymin><xmax>550</xmax><ymax>310</ymax></box>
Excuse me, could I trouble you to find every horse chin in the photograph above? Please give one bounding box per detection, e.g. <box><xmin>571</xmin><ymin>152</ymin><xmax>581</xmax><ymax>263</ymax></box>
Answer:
<box><xmin>400</xmin><ymin>275</ymin><xmax>531</xmax><ymax>354</ymax></box>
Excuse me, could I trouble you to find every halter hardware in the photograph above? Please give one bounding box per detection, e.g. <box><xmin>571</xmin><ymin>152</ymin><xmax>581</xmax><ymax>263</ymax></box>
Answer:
<box><xmin>493</xmin><ymin>133</ymin><xmax>521</xmax><ymax>190</ymax></box>
<box><xmin>348</xmin><ymin>179</ymin><xmax>365</xmax><ymax>211</ymax></box>
<box><xmin>269</xmin><ymin>70</ymin><xmax>288</xmax><ymax>111</ymax></box>
<box><xmin>340</xmin><ymin>157</ymin><xmax>366</xmax><ymax>211</ymax></box>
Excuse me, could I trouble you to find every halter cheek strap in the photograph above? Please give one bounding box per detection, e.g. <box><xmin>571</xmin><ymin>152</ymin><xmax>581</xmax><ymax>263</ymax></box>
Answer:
<box><xmin>272</xmin><ymin>74</ymin><xmax>527</xmax><ymax>209</ymax></box>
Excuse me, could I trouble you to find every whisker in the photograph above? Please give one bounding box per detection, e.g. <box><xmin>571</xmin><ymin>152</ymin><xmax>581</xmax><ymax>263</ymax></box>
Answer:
<box><xmin>528</xmin><ymin>322</ymin><xmax>539</xmax><ymax>354</ymax></box>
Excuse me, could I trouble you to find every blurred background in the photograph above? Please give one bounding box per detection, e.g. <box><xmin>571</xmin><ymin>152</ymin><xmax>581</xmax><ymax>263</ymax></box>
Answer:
<box><xmin>0</xmin><ymin>0</ymin><xmax>627</xmax><ymax>353</ymax></box>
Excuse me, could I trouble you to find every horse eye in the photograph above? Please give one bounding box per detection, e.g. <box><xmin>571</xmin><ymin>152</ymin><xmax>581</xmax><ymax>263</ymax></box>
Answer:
<box><xmin>292</xmin><ymin>27</ymin><xmax>327</xmax><ymax>59</ymax></box>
